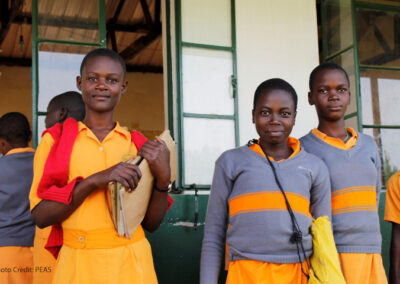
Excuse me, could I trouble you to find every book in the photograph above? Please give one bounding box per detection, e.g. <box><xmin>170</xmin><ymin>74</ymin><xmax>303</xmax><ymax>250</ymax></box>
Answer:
<box><xmin>108</xmin><ymin>130</ymin><xmax>177</xmax><ymax>238</ymax></box>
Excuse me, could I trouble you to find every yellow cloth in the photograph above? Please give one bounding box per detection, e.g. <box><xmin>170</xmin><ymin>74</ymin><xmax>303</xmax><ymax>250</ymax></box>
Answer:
<box><xmin>309</xmin><ymin>216</ymin><xmax>345</xmax><ymax>284</ymax></box>
<box><xmin>29</xmin><ymin>122</ymin><xmax>157</xmax><ymax>284</ymax></box>
<box><xmin>385</xmin><ymin>171</ymin><xmax>400</xmax><ymax>224</ymax></box>
<box><xmin>0</xmin><ymin>246</ymin><xmax>33</xmax><ymax>284</ymax></box>
<box><xmin>33</xmin><ymin>227</ymin><xmax>55</xmax><ymax>284</ymax></box>
<box><xmin>338</xmin><ymin>253</ymin><xmax>387</xmax><ymax>284</ymax></box>
<box><xmin>226</xmin><ymin>259</ymin><xmax>309</xmax><ymax>284</ymax></box>
<box><xmin>312</xmin><ymin>127</ymin><xmax>358</xmax><ymax>150</ymax></box>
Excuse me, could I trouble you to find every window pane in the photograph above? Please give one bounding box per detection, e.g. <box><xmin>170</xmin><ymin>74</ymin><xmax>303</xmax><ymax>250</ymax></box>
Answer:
<box><xmin>324</xmin><ymin>0</ymin><xmax>353</xmax><ymax>57</ymax></box>
<box><xmin>181</xmin><ymin>0</ymin><xmax>231</xmax><ymax>46</ymax></box>
<box><xmin>38</xmin><ymin>0</ymin><xmax>99</xmax><ymax>42</ymax></box>
<box><xmin>364</xmin><ymin>128</ymin><xmax>400</xmax><ymax>185</ymax></box>
<box><xmin>182</xmin><ymin>47</ymin><xmax>234</xmax><ymax>115</ymax></box>
<box><xmin>357</xmin><ymin>8</ymin><xmax>400</xmax><ymax>67</ymax></box>
<box><xmin>38</xmin><ymin>43</ymin><xmax>93</xmax><ymax>112</ymax></box>
<box><xmin>361</xmin><ymin>69</ymin><xmax>400</xmax><ymax>126</ymax></box>
<box><xmin>183</xmin><ymin>118</ymin><xmax>235</xmax><ymax>185</ymax></box>
<box><xmin>38</xmin><ymin>115</ymin><xmax>46</xmax><ymax>142</ymax></box>
<box><xmin>332</xmin><ymin>49</ymin><xmax>358</xmax><ymax>117</ymax></box>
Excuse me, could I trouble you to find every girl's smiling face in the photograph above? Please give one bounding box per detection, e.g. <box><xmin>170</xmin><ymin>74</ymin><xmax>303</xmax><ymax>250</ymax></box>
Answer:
<box><xmin>77</xmin><ymin>56</ymin><xmax>127</xmax><ymax>114</ymax></box>
<box><xmin>252</xmin><ymin>89</ymin><xmax>296</xmax><ymax>147</ymax></box>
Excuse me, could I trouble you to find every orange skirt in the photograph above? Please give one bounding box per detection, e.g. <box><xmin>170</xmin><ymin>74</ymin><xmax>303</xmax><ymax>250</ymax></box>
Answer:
<box><xmin>339</xmin><ymin>253</ymin><xmax>387</xmax><ymax>284</ymax></box>
<box><xmin>226</xmin><ymin>259</ymin><xmax>309</xmax><ymax>284</ymax></box>
<box><xmin>33</xmin><ymin>226</ymin><xmax>55</xmax><ymax>284</ymax></box>
<box><xmin>0</xmin><ymin>246</ymin><xmax>33</xmax><ymax>284</ymax></box>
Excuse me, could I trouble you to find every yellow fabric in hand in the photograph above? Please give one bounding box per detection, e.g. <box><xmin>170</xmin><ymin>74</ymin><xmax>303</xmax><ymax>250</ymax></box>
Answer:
<box><xmin>309</xmin><ymin>216</ymin><xmax>346</xmax><ymax>284</ymax></box>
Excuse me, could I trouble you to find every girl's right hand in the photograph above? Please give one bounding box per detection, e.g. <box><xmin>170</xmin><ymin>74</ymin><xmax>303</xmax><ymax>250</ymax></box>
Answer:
<box><xmin>88</xmin><ymin>162</ymin><xmax>142</xmax><ymax>192</ymax></box>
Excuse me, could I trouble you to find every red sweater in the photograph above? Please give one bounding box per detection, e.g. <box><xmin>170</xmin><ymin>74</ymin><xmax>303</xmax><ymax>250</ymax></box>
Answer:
<box><xmin>37</xmin><ymin>118</ymin><xmax>173</xmax><ymax>258</ymax></box>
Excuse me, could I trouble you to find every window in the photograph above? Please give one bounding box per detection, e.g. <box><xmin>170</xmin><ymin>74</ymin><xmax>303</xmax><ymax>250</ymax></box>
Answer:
<box><xmin>174</xmin><ymin>0</ymin><xmax>239</xmax><ymax>190</ymax></box>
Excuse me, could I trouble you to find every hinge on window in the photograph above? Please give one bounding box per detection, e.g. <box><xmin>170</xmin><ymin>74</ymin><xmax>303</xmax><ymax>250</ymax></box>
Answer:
<box><xmin>231</xmin><ymin>75</ymin><xmax>237</xmax><ymax>98</ymax></box>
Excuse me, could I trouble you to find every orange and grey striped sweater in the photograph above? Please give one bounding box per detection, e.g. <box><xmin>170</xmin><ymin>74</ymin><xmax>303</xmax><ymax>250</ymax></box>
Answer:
<box><xmin>300</xmin><ymin>130</ymin><xmax>382</xmax><ymax>254</ymax></box>
<box><xmin>200</xmin><ymin>144</ymin><xmax>331</xmax><ymax>283</ymax></box>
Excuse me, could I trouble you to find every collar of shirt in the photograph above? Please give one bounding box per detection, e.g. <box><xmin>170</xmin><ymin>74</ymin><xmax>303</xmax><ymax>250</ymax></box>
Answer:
<box><xmin>249</xmin><ymin>136</ymin><xmax>301</xmax><ymax>162</ymax></box>
<box><xmin>312</xmin><ymin>127</ymin><xmax>358</xmax><ymax>150</ymax></box>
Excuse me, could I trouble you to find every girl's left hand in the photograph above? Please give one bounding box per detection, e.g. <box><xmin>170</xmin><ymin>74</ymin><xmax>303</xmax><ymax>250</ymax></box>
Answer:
<box><xmin>138</xmin><ymin>137</ymin><xmax>171</xmax><ymax>189</ymax></box>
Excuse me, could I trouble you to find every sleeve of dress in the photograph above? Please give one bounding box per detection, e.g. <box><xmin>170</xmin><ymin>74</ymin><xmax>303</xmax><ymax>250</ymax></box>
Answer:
<box><xmin>384</xmin><ymin>171</ymin><xmax>400</xmax><ymax>224</ymax></box>
<box><xmin>310</xmin><ymin>159</ymin><xmax>332</xmax><ymax>220</ymax></box>
<box><xmin>200</xmin><ymin>158</ymin><xmax>232</xmax><ymax>284</ymax></box>
<box><xmin>29</xmin><ymin>133</ymin><xmax>55</xmax><ymax>211</ymax></box>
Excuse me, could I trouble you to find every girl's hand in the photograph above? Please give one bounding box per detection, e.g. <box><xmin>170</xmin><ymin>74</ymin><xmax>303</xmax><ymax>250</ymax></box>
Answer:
<box><xmin>138</xmin><ymin>137</ymin><xmax>171</xmax><ymax>189</ymax></box>
<box><xmin>88</xmin><ymin>162</ymin><xmax>142</xmax><ymax>192</ymax></box>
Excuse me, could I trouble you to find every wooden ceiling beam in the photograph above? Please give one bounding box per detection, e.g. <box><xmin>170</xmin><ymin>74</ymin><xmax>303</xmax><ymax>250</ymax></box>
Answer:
<box><xmin>12</xmin><ymin>13</ymin><xmax>150</xmax><ymax>34</ymax></box>
<box><xmin>139</xmin><ymin>0</ymin><xmax>154</xmax><ymax>28</ymax></box>
<box><xmin>126</xmin><ymin>64</ymin><xmax>162</xmax><ymax>73</ymax></box>
<box><xmin>0</xmin><ymin>0</ymin><xmax>24</xmax><ymax>45</ymax></box>
<box><xmin>120</xmin><ymin>0</ymin><xmax>161</xmax><ymax>61</ymax></box>
<box><xmin>0</xmin><ymin>56</ymin><xmax>31</xmax><ymax>66</ymax></box>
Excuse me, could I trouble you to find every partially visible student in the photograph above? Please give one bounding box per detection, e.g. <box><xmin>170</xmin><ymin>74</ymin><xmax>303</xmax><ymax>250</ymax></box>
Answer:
<box><xmin>0</xmin><ymin>112</ymin><xmax>35</xmax><ymax>284</ymax></box>
<box><xmin>301</xmin><ymin>62</ymin><xmax>387</xmax><ymax>284</ymax></box>
<box><xmin>201</xmin><ymin>78</ymin><xmax>331</xmax><ymax>284</ymax></box>
<box><xmin>33</xmin><ymin>91</ymin><xmax>85</xmax><ymax>284</ymax></box>
<box><xmin>29</xmin><ymin>48</ymin><xmax>171</xmax><ymax>283</ymax></box>
<box><xmin>384</xmin><ymin>171</ymin><xmax>400</xmax><ymax>284</ymax></box>
<box><xmin>45</xmin><ymin>91</ymin><xmax>85</xmax><ymax>129</ymax></box>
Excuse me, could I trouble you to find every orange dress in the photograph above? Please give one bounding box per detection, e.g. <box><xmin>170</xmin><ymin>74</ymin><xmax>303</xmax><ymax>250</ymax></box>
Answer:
<box><xmin>29</xmin><ymin>122</ymin><xmax>157</xmax><ymax>284</ymax></box>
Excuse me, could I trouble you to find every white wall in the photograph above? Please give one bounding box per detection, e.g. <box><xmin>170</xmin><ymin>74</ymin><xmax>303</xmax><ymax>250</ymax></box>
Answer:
<box><xmin>235</xmin><ymin>0</ymin><xmax>320</xmax><ymax>143</ymax></box>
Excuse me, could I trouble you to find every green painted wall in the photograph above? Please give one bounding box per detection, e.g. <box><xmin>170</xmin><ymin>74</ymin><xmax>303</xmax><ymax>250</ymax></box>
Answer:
<box><xmin>148</xmin><ymin>192</ymin><xmax>391</xmax><ymax>283</ymax></box>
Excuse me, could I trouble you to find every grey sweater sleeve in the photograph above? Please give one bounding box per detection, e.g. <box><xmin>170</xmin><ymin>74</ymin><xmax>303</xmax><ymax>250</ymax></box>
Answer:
<box><xmin>200</xmin><ymin>158</ymin><xmax>232</xmax><ymax>284</ymax></box>
<box><xmin>310</xmin><ymin>160</ymin><xmax>332</xmax><ymax>221</ymax></box>
<box><xmin>374</xmin><ymin>143</ymin><xmax>382</xmax><ymax>207</ymax></box>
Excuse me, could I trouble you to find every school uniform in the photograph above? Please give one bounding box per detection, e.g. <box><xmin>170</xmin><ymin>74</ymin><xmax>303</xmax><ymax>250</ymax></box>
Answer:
<box><xmin>29</xmin><ymin>121</ymin><xmax>157</xmax><ymax>284</ymax></box>
<box><xmin>0</xmin><ymin>147</ymin><xmax>35</xmax><ymax>284</ymax></box>
<box><xmin>33</xmin><ymin>226</ymin><xmax>55</xmax><ymax>284</ymax></box>
<box><xmin>200</xmin><ymin>137</ymin><xmax>331</xmax><ymax>284</ymax></box>
<box><xmin>385</xmin><ymin>170</ymin><xmax>400</xmax><ymax>224</ymax></box>
<box><xmin>300</xmin><ymin>128</ymin><xmax>387</xmax><ymax>284</ymax></box>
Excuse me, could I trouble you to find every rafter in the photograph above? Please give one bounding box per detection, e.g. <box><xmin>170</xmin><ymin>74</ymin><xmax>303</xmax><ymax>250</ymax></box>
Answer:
<box><xmin>0</xmin><ymin>0</ymin><xmax>24</xmax><ymax>45</ymax></box>
<box><xmin>140</xmin><ymin>0</ymin><xmax>153</xmax><ymax>28</ymax></box>
<box><xmin>13</xmin><ymin>13</ymin><xmax>150</xmax><ymax>34</ymax></box>
<box><xmin>120</xmin><ymin>0</ymin><xmax>161</xmax><ymax>61</ymax></box>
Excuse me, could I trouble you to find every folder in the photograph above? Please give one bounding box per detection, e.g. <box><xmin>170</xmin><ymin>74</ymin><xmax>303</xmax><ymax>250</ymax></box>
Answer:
<box><xmin>108</xmin><ymin>130</ymin><xmax>177</xmax><ymax>238</ymax></box>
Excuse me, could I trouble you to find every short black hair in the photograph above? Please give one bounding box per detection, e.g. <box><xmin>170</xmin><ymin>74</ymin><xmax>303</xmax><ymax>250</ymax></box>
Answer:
<box><xmin>309</xmin><ymin>62</ymin><xmax>350</xmax><ymax>91</ymax></box>
<box><xmin>0</xmin><ymin>112</ymin><xmax>31</xmax><ymax>146</ymax></box>
<box><xmin>253</xmin><ymin>78</ymin><xmax>298</xmax><ymax>111</ymax></box>
<box><xmin>48</xmin><ymin>91</ymin><xmax>86</xmax><ymax>121</ymax></box>
<box><xmin>80</xmin><ymin>48</ymin><xmax>126</xmax><ymax>78</ymax></box>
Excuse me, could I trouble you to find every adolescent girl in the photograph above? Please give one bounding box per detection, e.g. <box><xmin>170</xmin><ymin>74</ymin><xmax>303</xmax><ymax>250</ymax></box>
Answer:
<box><xmin>200</xmin><ymin>78</ymin><xmax>331</xmax><ymax>284</ymax></box>
<box><xmin>300</xmin><ymin>62</ymin><xmax>387</xmax><ymax>284</ymax></box>
<box><xmin>29</xmin><ymin>48</ymin><xmax>171</xmax><ymax>284</ymax></box>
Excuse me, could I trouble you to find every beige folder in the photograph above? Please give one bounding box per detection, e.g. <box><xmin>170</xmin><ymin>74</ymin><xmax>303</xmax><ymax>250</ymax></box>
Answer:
<box><xmin>109</xmin><ymin>130</ymin><xmax>177</xmax><ymax>238</ymax></box>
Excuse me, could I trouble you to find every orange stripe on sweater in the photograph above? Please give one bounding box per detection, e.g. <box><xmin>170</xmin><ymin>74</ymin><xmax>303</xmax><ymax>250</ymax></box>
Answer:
<box><xmin>229</xmin><ymin>191</ymin><xmax>311</xmax><ymax>218</ymax></box>
<box><xmin>331</xmin><ymin>189</ymin><xmax>377</xmax><ymax>215</ymax></box>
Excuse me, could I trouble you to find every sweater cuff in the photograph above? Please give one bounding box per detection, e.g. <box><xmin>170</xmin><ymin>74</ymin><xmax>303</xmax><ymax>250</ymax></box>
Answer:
<box><xmin>39</xmin><ymin>177</ymin><xmax>84</xmax><ymax>204</ymax></box>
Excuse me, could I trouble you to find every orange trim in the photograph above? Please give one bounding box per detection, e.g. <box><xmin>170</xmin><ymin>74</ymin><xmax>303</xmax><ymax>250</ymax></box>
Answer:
<box><xmin>5</xmin><ymin>147</ymin><xmax>35</xmax><ymax>156</ymax></box>
<box><xmin>312</xmin><ymin>127</ymin><xmax>358</xmax><ymax>150</ymax></box>
<box><xmin>331</xmin><ymin>187</ymin><xmax>377</xmax><ymax>215</ymax></box>
<box><xmin>229</xmin><ymin>191</ymin><xmax>311</xmax><ymax>218</ymax></box>
<box><xmin>249</xmin><ymin>136</ymin><xmax>300</xmax><ymax>162</ymax></box>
